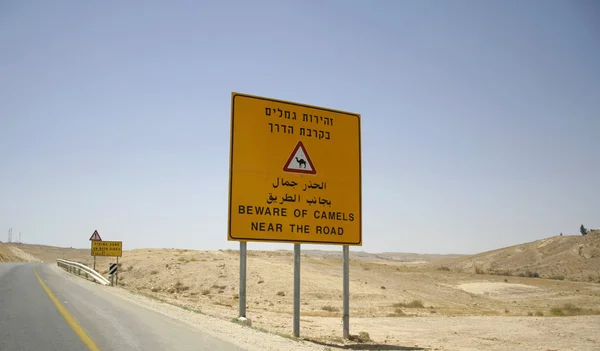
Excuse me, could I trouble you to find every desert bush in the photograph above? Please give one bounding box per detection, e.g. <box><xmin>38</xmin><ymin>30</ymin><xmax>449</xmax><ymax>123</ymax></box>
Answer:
<box><xmin>321</xmin><ymin>305</ymin><xmax>339</xmax><ymax>312</ymax></box>
<box><xmin>277</xmin><ymin>291</ymin><xmax>285</xmax><ymax>296</ymax></box>
<box><xmin>233</xmin><ymin>293</ymin><xmax>239</xmax><ymax>299</ymax></box>
<box><xmin>490</xmin><ymin>270</ymin><xmax>512</xmax><ymax>277</ymax></box>
<box><xmin>388</xmin><ymin>308</ymin><xmax>406</xmax><ymax>317</ymax></box>
<box><xmin>127</xmin><ymin>265</ymin><xmax>133</xmax><ymax>271</ymax></box>
<box><xmin>535</xmin><ymin>310</ymin><xmax>544</xmax><ymax>316</ymax></box>
<box><xmin>201</xmin><ymin>289</ymin><xmax>210</xmax><ymax>295</ymax></box>
<box><xmin>527</xmin><ymin>312</ymin><xmax>533</xmax><ymax>316</ymax></box>
<box><xmin>526</xmin><ymin>271</ymin><xmax>540</xmax><ymax>278</ymax></box>
<box><xmin>151</xmin><ymin>287</ymin><xmax>160</xmax><ymax>292</ymax></box>
<box><xmin>518</xmin><ymin>271</ymin><xmax>540</xmax><ymax>278</ymax></box>
<box><xmin>380</xmin><ymin>286</ymin><xmax>386</xmax><ymax>289</ymax></box>
<box><xmin>173</xmin><ymin>281</ymin><xmax>190</xmax><ymax>293</ymax></box>
<box><xmin>150</xmin><ymin>270</ymin><xmax>158</xmax><ymax>275</ymax></box>
<box><xmin>258</xmin><ymin>280</ymin><xmax>264</xmax><ymax>284</ymax></box>
<box><xmin>562</xmin><ymin>303</ymin><xmax>582</xmax><ymax>314</ymax></box>
<box><xmin>550</xmin><ymin>275</ymin><xmax>565</xmax><ymax>280</ymax></box>
<box><xmin>393</xmin><ymin>300</ymin><xmax>424</xmax><ymax>308</ymax></box>
<box><xmin>475</xmin><ymin>266</ymin><xmax>485</xmax><ymax>274</ymax></box>
<box><xmin>350</xmin><ymin>332</ymin><xmax>370</xmax><ymax>342</ymax></box>
<box><xmin>437</xmin><ymin>266</ymin><xmax>451</xmax><ymax>271</ymax></box>
<box><xmin>549</xmin><ymin>304</ymin><xmax>600</xmax><ymax>316</ymax></box>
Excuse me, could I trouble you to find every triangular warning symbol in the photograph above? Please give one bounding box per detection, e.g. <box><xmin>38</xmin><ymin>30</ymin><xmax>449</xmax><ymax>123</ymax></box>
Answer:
<box><xmin>283</xmin><ymin>141</ymin><xmax>317</xmax><ymax>175</ymax></box>
<box><xmin>89</xmin><ymin>230</ymin><xmax>102</xmax><ymax>241</ymax></box>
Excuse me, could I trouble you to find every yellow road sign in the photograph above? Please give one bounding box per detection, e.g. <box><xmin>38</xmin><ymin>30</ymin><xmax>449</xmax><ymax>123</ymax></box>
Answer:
<box><xmin>228</xmin><ymin>93</ymin><xmax>362</xmax><ymax>245</ymax></box>
<box><xmin>91</xmin><ymin>241</ymin><xmax>122</xmax><ymax>257</ymax></box>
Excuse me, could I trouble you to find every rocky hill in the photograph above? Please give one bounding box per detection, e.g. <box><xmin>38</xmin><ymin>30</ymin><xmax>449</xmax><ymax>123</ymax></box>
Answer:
<box><xmin>432</xmin><ymin>231</ymin><xmax>600</xmax><ymax>282</ymax></box>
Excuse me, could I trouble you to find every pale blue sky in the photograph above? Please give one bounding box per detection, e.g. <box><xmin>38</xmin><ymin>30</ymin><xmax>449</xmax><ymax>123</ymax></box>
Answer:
<box><xmin>1</xmin><ymin>1</ymin><xmax>598</xmax><ymax>255</ymax></box>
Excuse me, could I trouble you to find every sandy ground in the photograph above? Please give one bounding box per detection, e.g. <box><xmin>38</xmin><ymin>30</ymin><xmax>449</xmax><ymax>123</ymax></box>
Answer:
<box><xmin>69</xmin><ymin>248</ymin><xmax>600</xmax><ymax>350</ymax></box>
<box><xmin>8</xmin><ymin>243</ymin><xmax>600</xmax><ymax>350</ymax></box>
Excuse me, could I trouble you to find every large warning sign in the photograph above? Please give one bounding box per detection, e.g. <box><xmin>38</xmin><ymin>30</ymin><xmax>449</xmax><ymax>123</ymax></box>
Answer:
<box><xmin>228</xmin><ymin>93</ymin><xmax>362</xmax><ymax>245</ymax></box>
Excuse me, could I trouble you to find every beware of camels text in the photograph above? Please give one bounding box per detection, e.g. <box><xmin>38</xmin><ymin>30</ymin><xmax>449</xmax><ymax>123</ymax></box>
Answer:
<box><xmin>283</xmin><ymin>141</ymin><xmax>317</xmax><ymax>175</ymax></box>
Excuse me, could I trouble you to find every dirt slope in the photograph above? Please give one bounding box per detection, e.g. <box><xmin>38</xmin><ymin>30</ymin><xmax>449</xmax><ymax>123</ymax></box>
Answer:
<box><xmin>432</xmin><ymin>231</ymin><xmax>600</xmax><ymax>282</ymax></box>
<box><xmin>5</xmin><ymin>243</ymin><xmax>89</xmax><ymax>262</ymax></box>
<box><xmin>0</xmin><ymin>243</ymin><xmax>42</xmax><ymax>262</ymax></box>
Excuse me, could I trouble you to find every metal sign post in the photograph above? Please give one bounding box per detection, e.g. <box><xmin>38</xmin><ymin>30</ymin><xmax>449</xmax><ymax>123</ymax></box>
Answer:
<box><xmin>343</xmin><ymin>245</ymin><xmax>350</xmax><ymax>338</ymax></box>
<box><xmin>293</xmin><ymin>243</ymin><xmax>301</xmax><ymax>337</ymax></box>
<box><xmin>239</xmin><ymin>241</ymin><xmax>247</xmax><ymax>318</ymax></box>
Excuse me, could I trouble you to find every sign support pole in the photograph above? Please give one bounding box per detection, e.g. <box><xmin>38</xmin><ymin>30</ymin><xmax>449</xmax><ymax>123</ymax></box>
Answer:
<box><xmin>116</xmin><ymin>256</ymin><xmax>119</xmax><ymax>286</ymax></box>
<box><xmin>343</xmin><ymin>245</ymin><xmax>350</xmax><ymax>339</ymax></box>
<box><xmin>293</xmin><ymin>243</ymin><xmax>301</xmax><ymax>337</ymax></box>
<box><xmin>239</xmin><ymin>241</ymin><xmax>247</xmax><ymax>318</ymax></box>
<box><xmin>93</xmin><ymin>256</ymin><xmax>96</xmax><ymax>271</ymax></box>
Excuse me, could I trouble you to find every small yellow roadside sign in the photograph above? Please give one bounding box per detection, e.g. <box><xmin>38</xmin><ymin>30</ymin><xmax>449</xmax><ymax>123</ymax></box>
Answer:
<box><xmin>228</xmin><ymin>92</ymin><xmax>362</xmax><ymax>245</ymax></box>
<box><xmin>91</xmin><ymin>241</ymin><xmax>123</xmax><ymax>257</ymax></box>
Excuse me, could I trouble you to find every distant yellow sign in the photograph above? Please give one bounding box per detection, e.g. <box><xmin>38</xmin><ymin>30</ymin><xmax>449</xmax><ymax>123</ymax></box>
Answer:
<box><xmin>91</xmin><ymin>241</ymin><xmax>122</xmax><ymax>257</ymax></box>
<box><xmin>228</xmin><ymin>93</ymin><xmax>362</xmax><ymax>245</ymax></box>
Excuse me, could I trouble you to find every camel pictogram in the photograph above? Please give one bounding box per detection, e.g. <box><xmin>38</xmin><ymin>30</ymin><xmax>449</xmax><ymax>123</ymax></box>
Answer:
<box><xmin>295</xmin><ymin>157</ymin><xmax>307</xmax><ymax>168</ymax></box>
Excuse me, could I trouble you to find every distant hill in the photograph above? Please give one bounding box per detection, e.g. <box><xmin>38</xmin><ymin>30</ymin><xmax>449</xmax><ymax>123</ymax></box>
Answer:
<box><xmin>300</xmin><ymin>249</ymin><xmax>464</xmax><ymax>263</ymax></box>
<box><xmin>432</xmin><ymin>230</ymin><xmax>600</xmax><ymax>282</ymax></box>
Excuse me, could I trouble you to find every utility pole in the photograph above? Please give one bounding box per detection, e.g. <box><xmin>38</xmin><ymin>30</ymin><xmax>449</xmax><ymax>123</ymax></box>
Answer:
<box><xmin>19</xmin><ymin>232</ymin><xmax>22</xmax><ymax>244</ymax></box>
<box><xmin>8</xmin><ymin>228</ymin><xmax>12</xmax><ymax>243</ymax></box>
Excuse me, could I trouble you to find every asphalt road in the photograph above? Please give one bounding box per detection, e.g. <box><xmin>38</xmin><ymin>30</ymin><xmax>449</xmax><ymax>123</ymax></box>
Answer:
<box><xmin>0</xmin><ymin>262</ymin><xmax>244</xmax><ymax>351</ymax></box>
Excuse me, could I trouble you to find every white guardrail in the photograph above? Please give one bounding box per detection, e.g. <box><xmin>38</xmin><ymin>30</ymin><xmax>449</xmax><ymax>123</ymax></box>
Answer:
<box><xmin>56</xmin><ymin>258</ymin><xmax>110</xmax><ymax>286</ymax></box>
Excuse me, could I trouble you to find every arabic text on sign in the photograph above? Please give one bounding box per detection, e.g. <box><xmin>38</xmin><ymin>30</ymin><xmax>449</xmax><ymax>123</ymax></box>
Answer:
<box><xmin>272</xmin><ymin>178</ymin><xmax>326</xmax><ymax>191</ymax></box>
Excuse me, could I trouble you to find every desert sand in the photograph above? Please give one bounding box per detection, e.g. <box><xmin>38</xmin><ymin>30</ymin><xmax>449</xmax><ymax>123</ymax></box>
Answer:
<box><xmin>3</xmin><ymin>233</ymin><xmax>600</xmax><ymax>350</ymax></box>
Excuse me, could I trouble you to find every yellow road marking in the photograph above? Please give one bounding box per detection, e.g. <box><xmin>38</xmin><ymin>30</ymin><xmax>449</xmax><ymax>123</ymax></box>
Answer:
<box><xmin>33</xmin><ymin>268</ymin><xmax>101</xmax><ymax>351</ymax></box>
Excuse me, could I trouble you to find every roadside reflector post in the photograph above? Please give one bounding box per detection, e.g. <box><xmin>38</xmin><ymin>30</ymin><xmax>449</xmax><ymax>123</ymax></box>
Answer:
<box><xmin>343</xmin><ymin>245</ymin><xmax>350</xmax><ymax>339</ymax></box>
<box><xmin>239</xmin><ymin>241</ymin><xmax>247</xmax><ymax>318</ymax></box>
<box><xmin>293</xmin><ymin>243</ymin><xmax>301</xmax><ymax>337</ymax></box>
<box><xmin>109</xmin><ymin>262</ymin><xmax>118</xmax><ymax>286</ymax></box>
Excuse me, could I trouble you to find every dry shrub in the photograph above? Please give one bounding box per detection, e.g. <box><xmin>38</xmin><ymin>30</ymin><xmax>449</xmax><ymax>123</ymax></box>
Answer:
<box><xmin>393</xmin><ymin>300</ymin><xmax>424</xmax><ymax>308</ymax></box>
<box><xmin>321</xmin><ymin>305</ymin><xmax>339</xmax><ymax>312</ymax></box>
